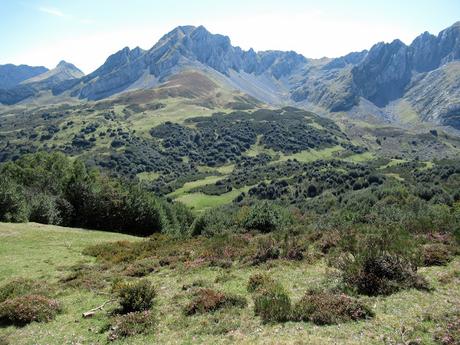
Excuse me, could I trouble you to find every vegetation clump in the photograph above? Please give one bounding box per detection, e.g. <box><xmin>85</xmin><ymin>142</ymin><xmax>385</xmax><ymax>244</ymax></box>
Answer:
<box><xmin>0</xmin><ymin>295</ymin><xmax>61</xmax><ymax>326</ymax></box>
<box><xmin>0</xmin><ymin>278</ymin><xmax>50</xmax><ymax>303</ymax></box>
<box><xmin>117</xmin><ymin>280</ymin><xmax>156</xmax><ymax>314</ymax></box>
<box><xmin>247</xmin><ymin>273</ymin><xmax>275</xmax><ymax>293</ymax></box>
<box><xmin>59</xmin><ymin>263</ymin><xmax>107</xmax><ymax>290</ymax></box>
<box><xmin>108</xmin><ymin>310</ymin><xmax>156</xmax><ymax>341</ymax></box>
<box><xmin>340</xmin><ymin>253</ymin><xmax>429</xmax><ymax>296</ymax></box>
<box><xmin>251</xmin><ymin>236</ymin><xmax>281</xmax><ymax>265</ymax></box>
<box><xmin>253</xmin><ymin>282</ymin><xmax>291</xmax><ymax>323</ymax></box>
<box><xmin>422</xmin><ymin>244</ymin><xmax>453</xmax><ymax>266</ymax></box>
<box><xmin>292</xmin><ymin>290</ymin><xmax>374</xmax><ymax>325</ymax></box>
<box><xmin>184</xmin><ymin>288</ymin><xmax>247</xmax><ymax>315</ymax></box>
<box><xmin>243</xmin><ymin>201</ymin><xmax>288</xmax><ymax>233</ymax></box>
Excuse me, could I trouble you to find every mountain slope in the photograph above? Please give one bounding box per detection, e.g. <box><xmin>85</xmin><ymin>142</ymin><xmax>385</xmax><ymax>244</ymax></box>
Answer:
<box><xmin>0</xmin><ymin>61</ymin><xmax>84</xmax><ymax>105</ymax></box>
<box><xmin>1</xmin><ymin>23</ymin><xmax>460</xmax><ymax>129</ymax></box>
<box><xmin>0</xmin><ymin>64</ymin><xmax>48</xmax><ymax>89</ymax></box>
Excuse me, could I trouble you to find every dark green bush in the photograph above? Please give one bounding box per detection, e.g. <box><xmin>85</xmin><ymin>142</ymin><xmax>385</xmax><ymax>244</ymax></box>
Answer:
<box><xmin>243</xmin><ymin>201</ymin><xmax>289</xmax><ymax>233</ymax></box>
<box><xmin>189</xmin><ymin>206</ymin><xmax>234</xmax><ymax>237</ymax></box>
<box><xmin>118</xmin><ymin>280</ymin><xmax>156</xmax><ymax>313</ymax></box>
<box><xmin>292</xmin><ymin>290</ymin><xmax>374</xmax><ymax>325</ymax></box>
<box><xmin>0</xmin><ymin>177</ymin><xmax>28</xmax><ymax>223</ymax></box>
<box><xmin>340</xmin><ymin>253</ymin><xmax>429</xmax><ymax>296</ymax></box>
<box><xmin>0</xmin><ymin>295</ymin><xmax>61</xmax><ymax>326</ymax></box>
<box><xmin>184</xmin><ymin>288</ymin><xmax>247</xmax><ymax>315</ymax></box>
<box><xmin>253</xmin><ymin>282</ymin><xmax>291</xmax><ymax>323</ymax></box>
<box><xmin>28</xmin><ymin>193</ymin><xmax>61</xmax><ymax>225</ymax></box>
<box><xmin>108</xmin><ymin>310</ymin><xmax>156</xmax><ymax>341</ymax></box>
<box><xmin>331</xmin><ymin>226</ymin><xmax>429</xmax><ymax>296</ymax></box>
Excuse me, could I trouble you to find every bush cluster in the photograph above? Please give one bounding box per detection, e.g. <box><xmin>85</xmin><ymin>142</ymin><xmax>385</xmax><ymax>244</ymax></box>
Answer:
<box><xmin>0</xmin><ymin>152</ymin><xmax>193</xmax><ymax>236</ymax></box>
<box><xmin>0</xmin><ymin>295</ymin><xmax>61</xmax><ymax>326</ymax></box>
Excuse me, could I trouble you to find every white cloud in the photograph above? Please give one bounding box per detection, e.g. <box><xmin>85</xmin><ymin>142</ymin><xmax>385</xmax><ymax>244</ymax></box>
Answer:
<box><xmin>39</xmin><ymin>7</ymin><xmax>64</xmax><ymax>17</ymax></box>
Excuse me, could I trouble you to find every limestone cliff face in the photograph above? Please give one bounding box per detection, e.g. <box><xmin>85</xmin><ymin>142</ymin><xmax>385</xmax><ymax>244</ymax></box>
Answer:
<box><xmin>1</xmin><ymin>23</ymin><xmax>460</xmax><ymax>129</ymax></box>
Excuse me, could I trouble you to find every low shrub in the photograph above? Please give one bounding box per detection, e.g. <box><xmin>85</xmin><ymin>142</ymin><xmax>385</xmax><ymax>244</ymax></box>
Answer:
<box><xmin>108</xmin><ymin>310</ymin><xmax>156</xmax><ymax>341</ymax></box>
<box><xmin>340</xmin><ymin>253</ymin><xmax>429</xmax><ymax>296</ymax></box>
<box><xmin>124</xmin><ymin>259</ymin><xmax>157</xmax><ymax>277</ymax></box>
<box><xmin>0</xmin><ymin>278</ymin><xmax>50</xmax><ymax>303</ymax></box>
<box><xmin>251</xmin><ymin>236</ymin><xmax>280</xmax><ymax>265</ymax></box>
<box><xmin>247</xmin><ymin>273</ymin><xmax>274</xmax><ymax>293</ymax></box>
<box><xmin>422</xmin><ymin>244</ymin><xmax>453</xmax><ymax>266</ymax></box>
<box><xmin>253</xmin><ymin>282</ymin><xmax>291</xmax><ymax>323</ymax></box>
<box><xmin>316</xmin><ymin>230</ymin><xmax>341</xmax><ymax>254</ymax></box>
<box><xmin>243</xmin><ymin>201</ymin><xmax>290</xmax><ymax>233</ymax></box>
<box><xmin>59</xmin><ymin>263</ymin><xmax>107</xmax><ymax>290</ymax></box>
<box><xmin>184</xmin><ymin>288</ymin><xmax>247</xmax><ymax>315</ymax></box>
<box><xmin>292</xmin><ymin>290</ymin><xmax>374</xmax><ymax>325</ymax></box>
<box><xmin>0</xmin><ymin>295</ymin><xmax>61</xmax><ymax>326</ymax></box>
<box><xmin>118</xmin><ymin>280</ymin><xmax>156</xmax><ymax>314</ymax></box>
<box><xmin>83</xmin><ymin>241</ymin><xmax>136</xmax><ymax>264</ymax></box>
<box><xmin>281</xmin><ymin>234</ymin><xmax>305</xmax><ymax>260</ymax></box>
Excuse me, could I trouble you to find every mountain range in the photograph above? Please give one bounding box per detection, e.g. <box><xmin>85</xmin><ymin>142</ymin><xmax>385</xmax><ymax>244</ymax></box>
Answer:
<box><xmin>1</xmin><ymin>22</ymin><xmax>459</xmax><ymax>129</ymax></box>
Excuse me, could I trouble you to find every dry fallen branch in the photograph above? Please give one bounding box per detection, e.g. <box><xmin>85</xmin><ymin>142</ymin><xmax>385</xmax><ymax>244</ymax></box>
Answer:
<box><xmin>82</xmin><ymin>299</ymin><xmax>116</xmax><ymax>318</ymax></box>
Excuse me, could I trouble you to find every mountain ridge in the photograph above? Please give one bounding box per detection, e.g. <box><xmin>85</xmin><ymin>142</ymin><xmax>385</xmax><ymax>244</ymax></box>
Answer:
<box><xmin>1</xmin><ymin>22</ymin><xmax>459</xmax><ymax>128</ymax></box>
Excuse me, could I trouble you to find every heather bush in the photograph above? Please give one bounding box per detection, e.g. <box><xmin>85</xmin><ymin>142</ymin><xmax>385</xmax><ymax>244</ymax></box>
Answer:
<box><xmin>0</xmin><ymin>295</ymin><xmax>61</xmax><ymax>326</ymax></box>
<box><xmin>108</xmin><ymin>310</ymin><xmax>156</xmax><ymax>341</ymax></box>
<box><xmin>118</xmin><ymin>280</ymin><xmax>156</xmax><ymax>313</ymax></box>
<box><xmin>0</xmin><ymin>278</ymin><xmax>50</xmax><ymax>303</ymax></box>
<box><xmin>59</xmin><ymin>263</ymin><xmax>107</xmax><ymax>290</ymax></box>
<box><xmin>184</xmin><ymin>288</ymin><xmax>246</xmax><ymax>315</ymax></box>
<box><xmin>331</xmin><ymin>226</ymin><xmax>429</xmax><ymax>296</ymax></box>
<box><xmin>253</xmin><ymin>282</ymin><xmax>291</xmax><ymax>323</ymax></box>
<box><xmin>292</xmin><ymin>290</ymin><xmax>374</xmax><ymax>325</ymax></box>
<box><xmin>251</xmin><ymin>236</ymin><xmax>280</xmax><ymax>265</ymax></box>
<box><xmin>247</xmin><ymin>273</ymin><xmax>274</xmax><ymax>293</ymax></box>
<box><xmin>124</xmin><ymin>259</ymin><xmax>157</xmax><ymax>277</ymax></box>
<box><xmin>422</xmin><ymin>244</ymin><xmax>453</xmax><ymax>266</ymax></box>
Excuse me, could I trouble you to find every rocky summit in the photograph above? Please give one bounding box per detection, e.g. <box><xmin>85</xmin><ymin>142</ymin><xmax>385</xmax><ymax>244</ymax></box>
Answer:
<box><xmin>0</xmin><ymin>22</ymin><xmax>460</xmax><ymax>129</ymax></box>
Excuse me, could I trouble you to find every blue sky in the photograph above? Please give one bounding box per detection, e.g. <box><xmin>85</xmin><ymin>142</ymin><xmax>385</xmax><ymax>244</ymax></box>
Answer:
<box><xmin>1</xmin><ymin>0</ymin><xmax>459</xmax><ymax>73</ymax></box>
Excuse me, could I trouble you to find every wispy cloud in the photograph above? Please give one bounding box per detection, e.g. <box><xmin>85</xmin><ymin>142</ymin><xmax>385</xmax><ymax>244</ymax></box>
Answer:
<box><xmin>39</xmin><ymin>6</ymin><xmax>64</xmax><ymax>17</ymax></box>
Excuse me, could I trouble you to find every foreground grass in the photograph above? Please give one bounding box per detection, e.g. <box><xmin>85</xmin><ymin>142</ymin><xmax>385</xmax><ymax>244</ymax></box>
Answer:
<box><xmin>0</xmin><ymin>223</ymin><xmax>459</xmax><ymax>344</ymax></box>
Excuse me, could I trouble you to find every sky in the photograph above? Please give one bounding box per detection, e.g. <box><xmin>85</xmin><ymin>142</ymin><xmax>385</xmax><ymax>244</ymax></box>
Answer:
<box><xmin>0</xmin><ymin>0</ymin><xmax>459</xmax><ymax>74</ymax></box>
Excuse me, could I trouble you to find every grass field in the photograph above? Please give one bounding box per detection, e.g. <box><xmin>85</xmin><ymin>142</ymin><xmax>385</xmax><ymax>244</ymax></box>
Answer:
<box><xmin>168</xmin><ymin>175</ymin><xmax>226</xmax><ymax>198</ymax></box>
<box><xmin>0</xmin><ymin>222</ymin><xmax>459</xmax><ymax>344</ymax></box>
<box><xmin>175</xmin><ymin>186</ymin><xmax>251</xmax><ymax>212</ymax></box>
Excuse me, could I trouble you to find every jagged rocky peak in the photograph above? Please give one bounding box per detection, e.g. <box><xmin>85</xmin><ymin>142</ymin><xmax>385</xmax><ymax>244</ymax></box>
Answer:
<box><xmin>352</xmin><ymin>39</ymin><xmax>412</xmax><ymax>107</ymax></box>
